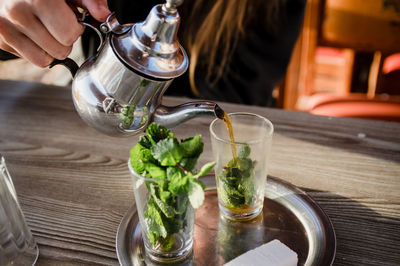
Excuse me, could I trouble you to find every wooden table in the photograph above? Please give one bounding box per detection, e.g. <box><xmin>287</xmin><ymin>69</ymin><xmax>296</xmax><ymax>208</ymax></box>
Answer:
<box><xmin>0</xmin><ymin>80</ymin><xmax>399</xmax><ymax>265</ymax></box>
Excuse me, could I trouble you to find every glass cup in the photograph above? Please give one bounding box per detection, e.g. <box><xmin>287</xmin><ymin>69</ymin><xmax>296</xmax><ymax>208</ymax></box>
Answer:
<box><xmin>210</xmin><ymin>112</ymin><xmax>273</xmax><ymax>221</ymax></box>
<box><xmin>0</xmin><ymin>155</ymin><xmax>39</xmax><ymax>266</ymax></box>
<box><xmin>128</xmin><ymin>162</ymin><xmax>194</xmax><ymax>263</ymax></box>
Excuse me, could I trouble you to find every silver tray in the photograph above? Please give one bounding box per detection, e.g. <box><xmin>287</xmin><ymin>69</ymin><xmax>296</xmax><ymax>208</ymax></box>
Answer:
<box><xmin>116</xmin><ymin>176</ymin><xmax>336</xmax><ymax>265</ymax></box>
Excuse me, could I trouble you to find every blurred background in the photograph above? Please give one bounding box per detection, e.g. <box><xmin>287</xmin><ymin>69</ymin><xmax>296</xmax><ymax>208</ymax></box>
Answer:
<box><xmin>277</xmin><ymin>0</ymin><xmax>400</xmax><ymax>122</ymax></box>
<box><xmin>1</xmin><ymin>0</ymin><xmax>399</xmax><ymax>122</ymax></box>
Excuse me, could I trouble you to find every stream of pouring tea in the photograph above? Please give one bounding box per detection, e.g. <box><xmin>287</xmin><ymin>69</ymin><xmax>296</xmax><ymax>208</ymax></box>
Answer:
<box><xmin>221</xmin><ymin>111</ymin><xmax>237</xmax><ymax>160</ymax></box>
<box><xmin>214</xmin><ymin>105</ymin><xmax>237</xmax><ymax>160</ymax></box>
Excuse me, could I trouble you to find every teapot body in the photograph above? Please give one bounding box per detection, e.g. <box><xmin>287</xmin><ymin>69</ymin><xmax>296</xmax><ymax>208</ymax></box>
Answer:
<box><xmin>72</xmin><ymin>35</ymin><xmax>172</xmax><ymax>136</ymax></box>
<box><xmin>60</xmin><ymin>1</ymin><xmax>220</xmax><ymax>137</ymax></box>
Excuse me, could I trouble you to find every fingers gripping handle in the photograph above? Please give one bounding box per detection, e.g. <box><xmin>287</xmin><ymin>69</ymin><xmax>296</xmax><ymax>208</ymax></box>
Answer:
<box><xmin>49</xmin><ymin>58</ymin><xmax>80</xmax><ymax>77</ymax></box>
<box><xmin>49</xmin><ymin>11</ymin><xmax>105</xmax><ymax>77</ymax></box>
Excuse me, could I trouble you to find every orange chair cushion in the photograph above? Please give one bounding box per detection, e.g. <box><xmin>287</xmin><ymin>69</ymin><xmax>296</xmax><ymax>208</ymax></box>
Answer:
<box><xmin>309</xmin><ymin>94</ymin><xmax>400</xmax><ymax>122</ymax></box>
<box><xmin>383</xmin><ymin>53</ymin><xmax>400</xmax><ymax>74</ymax></box>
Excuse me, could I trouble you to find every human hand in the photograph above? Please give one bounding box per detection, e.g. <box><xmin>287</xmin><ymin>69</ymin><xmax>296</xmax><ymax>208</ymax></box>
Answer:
<box><xmin>0</xmin><ymin>0</ymin><xmax>110</xmax><ymax>67</ymax></box>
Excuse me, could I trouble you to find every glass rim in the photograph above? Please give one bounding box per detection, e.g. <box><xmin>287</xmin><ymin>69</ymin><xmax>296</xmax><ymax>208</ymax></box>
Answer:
<box><xmin>209</xmin><ymin>112</ymin><xmax>274</xmax><ymax>145</ymax></box>
<box><xmin>127</xmin><ymin>160</ymin><xmax>170</xmax><ymax>183</ymax></box>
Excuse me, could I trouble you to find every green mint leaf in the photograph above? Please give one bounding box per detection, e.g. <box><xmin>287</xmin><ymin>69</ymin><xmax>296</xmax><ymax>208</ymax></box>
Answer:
<box><xmin>160</xmin><ymin>190</ymin><xmax>171</xmax><ymax>203</ymax></box>
<box><xmin>226</xmin><ymin>158</ymin><xmax>237</xmax><ymax>168</ymax></box>
<box><xmin>148</xmin><ymin>231</ymin><xmax>158</xmax><ymax>245</ymax></box>
<box><xmin>163</xmin><ymin>216</ymin><xmax>183</xmax><ymax>235</ymax></box>
<box><xmin>168</xmin><ymin>175</ymin><xmax>189</xmax><ymax>195</ymax></box>
<box><xmin>176</xmin><ymin>195</ymin><xmax>189</xmax><ymax>214</ymax></box>
<box><xmin>194</xmin><ymin>162</ymin><xmax>216</xmax><ymax>178</ymax></box>
<box><xmin>180</xmin><ymin>135</ymin><xmax>204</xmax><ymax>158</ymax></box>
<box><xmin>130</xmin><ymin>160</ymin><xmax>145</xmax><ymax>175</ymax></box>
<box><xmin>150</xmin><ymin>183</ymin><xmax>175</xmax><ymax>218</ymax></box>
<box><xmin>132</xmin><ymin>123</ymin><xmax>212</xmax><ymax>247</ymax></box>
<box><xmin>238</xmin><ymin>145</ymin><xmax>251</xmax><ymax>158</ymax></box>
<box><xmin>223</xmin><ymin>166</ymin><xmax>240</xmax><ymax>178</ymax></box>
<box><xmin>237</xmin><ymin>158</ymin><xmax>254</xmax><ymax>172</ymax></box>
<box><xmin>146</xmin><ymin>123</ymin><xmax>174</xmax><ymax>143</ymax></box>
<box><xmin>166</xmin><ymin>166</ymin><xmax>183</xmax><ymax>181</ymax></box>
<box><xmin>179</xmin><ymin>157</ymin><xmax>198</xmax><ymax>172</ymax></box>
<box><xmin>129</xmin><ymin>144</ymin><xmax>152</xmax><ymax>174</ymax></box>
<box><xmin>221</xmin><ymin>182</ymin><xmax>245</xmax><ymax>207</ymax></box>
<box><xmin>145</xmin><ymin>215</ymin><xmax>166</xmax><ymax>242</ymax></box>
<box><xmin>218</xmin><ymin>145</ymin><xmax>256</xmax><ymax>209</ymax></box>
<box><xmin>145</xmin><ymin>201</ymin><xmax>167</xmax><ymax>239</ymax></box>
<box><xmin>219</xmin><ymin>174</ymin><xmax>239</xmax><ymax>186</ymax></box>
<box><xmin>188</xmin><ymin>179</ymin><xmax>205</xmax><ymax>209</ymax></box>
<box><xmin>151</xmin><ymin>138</ymin><xmax>183</xmax><ymax>166</ymax></box>
<box><xmin>242</xmin><ymin>182</ymin><xmax>256</xmax><ymax>205</ymax></box>
<box><xmin>131</xmin><ymin>144</ymin><xmax>154</xmax><ymax>162</ymax></box>
<box><xmin>161</xmin><ymin>234</ymin><xmax>175</xmax><ymax>251</ymax></box>
<box><xmin>139</xmin><ymin>135</ymin><xmax>153</xmax><ymax>149</ymax></box>
<box><xmin>144</xmin><ymin>163</ymin><xmax>166</xmax><ymax>179</ymax></box>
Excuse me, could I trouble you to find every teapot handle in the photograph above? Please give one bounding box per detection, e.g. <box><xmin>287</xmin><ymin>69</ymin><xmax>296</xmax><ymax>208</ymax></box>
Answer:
<box><xmin>50</xmin><ymin>58</ymin><xmax>80</xmax><ymax>77</ymax></box>
<box><xmin>49</xmin><ymin>11</ymin><xmax>109</xmax><ymax>77</ymax></box>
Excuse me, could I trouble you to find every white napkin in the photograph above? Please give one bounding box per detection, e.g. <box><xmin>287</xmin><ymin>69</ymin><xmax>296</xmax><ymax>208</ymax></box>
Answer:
<box><xmin>224</xmin><ymin>239</ymin><xmax>298</xmax><ymax>266</ymax></box>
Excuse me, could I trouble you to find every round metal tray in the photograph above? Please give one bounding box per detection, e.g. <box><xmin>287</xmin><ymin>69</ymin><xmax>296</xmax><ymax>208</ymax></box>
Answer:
<box><xmin>116</xmin><ymin>176</ymin><xmax>336</xmax><ymax>266</ymax></box>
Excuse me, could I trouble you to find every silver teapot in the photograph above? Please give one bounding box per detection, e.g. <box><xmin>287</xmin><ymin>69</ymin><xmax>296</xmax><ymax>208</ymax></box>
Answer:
<box><xmin>51</xmin><ymin>0</ymin><xmax>223</xmax><ymax>137</ymax></box>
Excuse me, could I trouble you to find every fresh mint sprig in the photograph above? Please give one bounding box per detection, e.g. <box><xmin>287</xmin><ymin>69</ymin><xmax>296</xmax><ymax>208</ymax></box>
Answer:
<box><xmin>218</xmin><ymin>145</ymin><xmax>256</xmax><ymax>209</ymax></box>
<box><xmin>130</xmin><ymin>123</ymin><xmax>215</xmax><ymax>250</ymax></box>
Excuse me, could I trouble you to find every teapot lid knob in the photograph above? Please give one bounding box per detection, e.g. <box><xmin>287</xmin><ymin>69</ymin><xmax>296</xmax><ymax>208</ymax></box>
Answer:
<box><xmin>164</xmin><ymin>0</ymin><xmax>184</xmax><ymax>11</ymax></box>
<box><xmin>110</xmin><ymin>0</ymin><xmax>188</xmax><ymax>79</ymax></box>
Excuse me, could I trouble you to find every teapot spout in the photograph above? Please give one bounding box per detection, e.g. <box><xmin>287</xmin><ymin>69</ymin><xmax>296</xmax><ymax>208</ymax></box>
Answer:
<box><xmin>153</xmin><ymin>101</ymin><xmax>225</xmax><ymax>129</ymax></box>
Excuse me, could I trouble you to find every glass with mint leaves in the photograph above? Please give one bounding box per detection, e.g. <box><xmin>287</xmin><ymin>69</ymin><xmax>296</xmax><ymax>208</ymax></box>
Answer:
<box><xmin>210</xmin><ymin>113</ymin><xmax>273</xmax><ymax>221</ymax></box>
<box><xmin>128</xmin><ymin>122</ymin><xmax>215</xmax><ymax>263</ymax></box>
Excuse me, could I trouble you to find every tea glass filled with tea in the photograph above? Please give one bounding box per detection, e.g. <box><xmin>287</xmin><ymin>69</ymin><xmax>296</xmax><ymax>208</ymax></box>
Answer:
<box><xmin>210</xmin><ymin>112</ymin><xmax>273</xmax><ymax>221</ymax></box>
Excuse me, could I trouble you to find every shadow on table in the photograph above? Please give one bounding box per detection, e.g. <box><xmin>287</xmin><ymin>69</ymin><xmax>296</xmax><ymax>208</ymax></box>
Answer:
<box><xmin>302</xmin><ymin>187</ymin><xmax>400</xmax><ymax>266</ymax></box>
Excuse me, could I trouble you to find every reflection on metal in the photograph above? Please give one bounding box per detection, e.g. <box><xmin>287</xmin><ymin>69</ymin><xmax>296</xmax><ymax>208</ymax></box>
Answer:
<box><xmin>116</xmin><ymin>175</ymin><xmax>336</xmax><ymax>266</ymax></box>
<box><xmin>54</xmin><ymin>0</ymin><xmax>222</xmax><ymax>137</ymax></box>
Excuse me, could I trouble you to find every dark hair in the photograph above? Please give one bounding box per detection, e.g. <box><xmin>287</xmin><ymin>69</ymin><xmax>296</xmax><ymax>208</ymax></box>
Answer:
<box><xmin>185</xmin><ymin>0</ymin><xmax>284</xmax><ymax>95</ymax></box>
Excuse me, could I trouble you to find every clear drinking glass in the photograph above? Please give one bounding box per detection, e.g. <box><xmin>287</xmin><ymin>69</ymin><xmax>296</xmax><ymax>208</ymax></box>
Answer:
<box><xmin>0</xmin><ymin>155</ymin><xmax>39</xmax><ymax>266</ymax></box>
<box><xmin>128</xmin><ymin>162</ymin><xmax>194</xmax><ymax>263</ymax></box>
<box><xmin>210</xmin><ymin>113</ymin><xmax>273</xmax><ymax>221</ymax></box>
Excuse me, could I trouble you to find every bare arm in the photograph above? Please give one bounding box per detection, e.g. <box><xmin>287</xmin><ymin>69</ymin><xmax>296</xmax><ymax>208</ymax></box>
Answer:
<box><xmin>0</xmin><ymin>0</ymin><xmax>109</xmax><ymax>67</ymax></box>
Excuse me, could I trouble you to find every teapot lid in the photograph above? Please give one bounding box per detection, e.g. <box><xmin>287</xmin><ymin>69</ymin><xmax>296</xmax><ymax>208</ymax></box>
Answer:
<box><xmin>110</xmin><ymin>0</ymin><xmax>188</xmax><ymax>80</ymax></box>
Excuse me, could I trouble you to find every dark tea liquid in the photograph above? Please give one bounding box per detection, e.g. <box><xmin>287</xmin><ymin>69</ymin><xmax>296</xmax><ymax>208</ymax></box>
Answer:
<box><xmin>214</xmin><ymin>106</ymin><xmax>237</xmax><ymax>160</ymax></box>
<box><xmin>215</xmin><ymin>108</ymin><xmax>261</xmax><ymax>219</ymax></box>
<box><xmin>221</xmin><ymin>111</ymin><xmax>237</xmax><ymax>160</ymax></box>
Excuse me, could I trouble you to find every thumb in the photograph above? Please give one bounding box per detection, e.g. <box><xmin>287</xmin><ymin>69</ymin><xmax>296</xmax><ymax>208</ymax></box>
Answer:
<box><xmin>71</xmin><ymin>0</ymin><xmax>110</xmax><ymax>21</ymax></box>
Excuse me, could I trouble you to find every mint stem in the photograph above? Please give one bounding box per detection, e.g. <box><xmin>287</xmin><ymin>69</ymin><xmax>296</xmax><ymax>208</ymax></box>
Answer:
<box><xmin>176</xmin><ymin>163</ymin><xmax>189</xmax><ymax>175</ymax></box>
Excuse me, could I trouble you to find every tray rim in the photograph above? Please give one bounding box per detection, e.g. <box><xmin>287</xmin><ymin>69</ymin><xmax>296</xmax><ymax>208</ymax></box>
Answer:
<box><xmin>266</xmin><ymin>175</ymin><xmax>337</xmax><ymax>266</ymax></box>
<box><xmin>116</xmin><ymin>175</ymin><xmax>336</xmax><ymax>266</ymax></box>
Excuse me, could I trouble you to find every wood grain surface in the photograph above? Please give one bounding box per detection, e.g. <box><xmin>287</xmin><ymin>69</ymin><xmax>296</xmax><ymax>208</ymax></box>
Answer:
<box><xmin>0</xmin><ymin>80</ymin><xmax>399</xmax><ymax>265</ymax></box>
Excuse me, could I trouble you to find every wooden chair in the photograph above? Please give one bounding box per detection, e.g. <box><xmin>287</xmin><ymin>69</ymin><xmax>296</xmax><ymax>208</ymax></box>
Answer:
<box><xmin>280</xmin><ymin>0</ymin><xmax>400</xmax><ymax>121</ymax></box>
